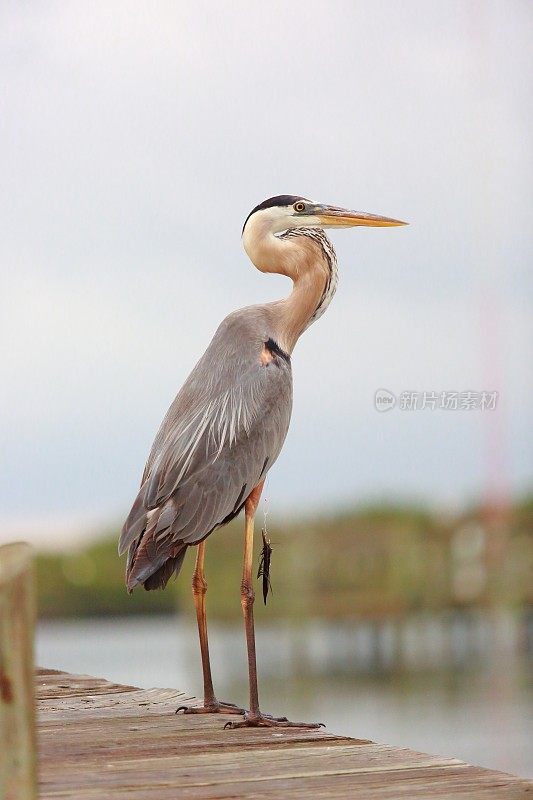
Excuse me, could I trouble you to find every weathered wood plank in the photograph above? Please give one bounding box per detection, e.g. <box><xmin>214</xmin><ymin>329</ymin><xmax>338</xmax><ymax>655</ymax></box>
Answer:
<box><xmin>36</xmin><ymin>669</ymin><xmax>532</xmax><ymax>799</ymax></box>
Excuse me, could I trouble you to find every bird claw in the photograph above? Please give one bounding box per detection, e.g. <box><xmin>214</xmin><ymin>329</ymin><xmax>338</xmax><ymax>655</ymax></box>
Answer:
<box><xmin>224</xmin><ymin>712</ymin><xmax>325</xmax><ymax>730</ymax></box>
<box><xmin>176</xmin><ymin>700</ymin><xmax>246</xmax><ymax>715</ymax></box>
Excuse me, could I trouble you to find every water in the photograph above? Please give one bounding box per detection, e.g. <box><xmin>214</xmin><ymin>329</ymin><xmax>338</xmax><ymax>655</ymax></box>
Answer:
<box><xmin>36</xmin><ymin>615</ymin><xmax>533</xmax><ymax>779</ymax></box>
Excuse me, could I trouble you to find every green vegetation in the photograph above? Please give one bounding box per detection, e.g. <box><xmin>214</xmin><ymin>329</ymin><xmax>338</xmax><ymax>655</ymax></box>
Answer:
<box><xmin>35</xmin><ymin>499</ymin><xmax>533</xmax><ymax>620</ymax></box>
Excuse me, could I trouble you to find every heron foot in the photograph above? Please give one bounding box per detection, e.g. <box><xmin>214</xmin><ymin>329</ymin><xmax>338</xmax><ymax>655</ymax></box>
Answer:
<box><xmin>176</xmin><ymin>700</ymin><xmax>246</xmax><ymax>715</ymax></box>
<box><xmin>224</xmin><ymin>711</ymin><xmax>324</xmax><ymax>730</ymax></box>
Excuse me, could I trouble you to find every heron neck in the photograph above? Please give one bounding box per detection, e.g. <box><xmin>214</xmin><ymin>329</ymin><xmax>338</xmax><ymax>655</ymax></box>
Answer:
<box><xmin>271</xmin><ymin>268</ymin><xmax>328</xmax><ymax>354</ymax></box>
<box><xmin>243</xmin><ymin>224</ymin><xmax>332</xmax><ymax>354</ymax></box>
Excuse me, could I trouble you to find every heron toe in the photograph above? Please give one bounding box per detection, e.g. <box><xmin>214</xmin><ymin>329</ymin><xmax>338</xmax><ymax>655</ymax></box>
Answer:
<box><xmin>224</xmin><ymin>712</ymin><xmax>324</xmax><ymax>730</ymax></box>
<box><xmin>176</xmin><ymin>700</ymin><xmax>245</xmax><ymax>715</ymax></box>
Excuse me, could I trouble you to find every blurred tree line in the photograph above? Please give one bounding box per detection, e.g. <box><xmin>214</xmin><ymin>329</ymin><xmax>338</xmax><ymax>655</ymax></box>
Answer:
<box><xmin>35</xmin><ymin>498</ymin><xmax>533</xmax><ymax>620</ymax></box>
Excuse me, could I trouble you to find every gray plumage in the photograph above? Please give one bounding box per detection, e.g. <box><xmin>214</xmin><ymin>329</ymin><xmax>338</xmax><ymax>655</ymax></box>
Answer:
<box><xmin>119</xmin><ymin>304</ymin><xmax>292</xmax><ymax>592</ymax></box>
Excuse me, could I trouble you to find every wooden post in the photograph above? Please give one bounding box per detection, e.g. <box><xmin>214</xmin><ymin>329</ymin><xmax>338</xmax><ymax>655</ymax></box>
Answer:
<box><xmin>0</xmin><ymin>543</ymin><xmax>37</xmax><ymax>800</ymax></box>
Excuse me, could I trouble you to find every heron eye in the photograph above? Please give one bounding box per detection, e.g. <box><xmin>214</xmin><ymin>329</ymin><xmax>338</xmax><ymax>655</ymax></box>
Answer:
<box><xmin>293</xmin><ymin>202</ymin><xmax>306</xmax><ymax>213</ymax></box>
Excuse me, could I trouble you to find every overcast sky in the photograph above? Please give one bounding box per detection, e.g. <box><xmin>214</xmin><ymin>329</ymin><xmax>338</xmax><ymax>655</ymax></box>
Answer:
<box><xmin>1</xmin><ymin>1</ymin><xmax>532</xmax><ymax>545</ymax></box>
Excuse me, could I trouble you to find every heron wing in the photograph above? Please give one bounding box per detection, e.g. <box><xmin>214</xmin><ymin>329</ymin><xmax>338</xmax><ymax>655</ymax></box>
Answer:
<box><xmin>120</xmin><ymin>307</ymin><xmax>292</xmax><ymax>590</ymax></box>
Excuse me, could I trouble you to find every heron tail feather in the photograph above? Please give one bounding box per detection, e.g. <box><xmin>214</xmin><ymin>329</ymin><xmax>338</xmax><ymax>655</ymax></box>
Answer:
<box><xmin>142</xmin><ymin>547</ymin><xmax>188</xmax><ymax>591</ymax></box>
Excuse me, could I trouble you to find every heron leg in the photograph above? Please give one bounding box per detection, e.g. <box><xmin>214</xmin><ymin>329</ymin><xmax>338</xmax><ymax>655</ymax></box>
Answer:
<box><xmin>242</xmin><ymin>485</ymin><xmax>262</xmax><ymax>715</ymax></box>
<box><xmin>176</xmin><ymin>541</ymin><xmax>245</xmax><ymax>716</ymax></box>
<box><xmin>225</xmin><ymin>484</ymin><xmax>324</xmax><ymax>731</ymax></box>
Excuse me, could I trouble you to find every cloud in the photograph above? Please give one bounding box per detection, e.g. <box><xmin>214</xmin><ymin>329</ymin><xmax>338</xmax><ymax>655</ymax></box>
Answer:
<box><xmin>1</xmin><ymin>1</ymin><xmax>531</xmax><ymax>538</ymax></box>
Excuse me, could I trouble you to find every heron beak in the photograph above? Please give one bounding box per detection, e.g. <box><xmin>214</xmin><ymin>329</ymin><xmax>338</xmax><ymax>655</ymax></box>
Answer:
<box><xmin>314</xmin><ymin>205</ymin><xmax>407</xmax><ymax>228</ymax></box>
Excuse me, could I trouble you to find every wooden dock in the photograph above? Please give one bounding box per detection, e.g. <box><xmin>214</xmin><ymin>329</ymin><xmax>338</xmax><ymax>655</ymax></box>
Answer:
<box><xmin>37</xmin><ymin>667</ymin><xmax>531</xmax><ymax>799</ymax></box>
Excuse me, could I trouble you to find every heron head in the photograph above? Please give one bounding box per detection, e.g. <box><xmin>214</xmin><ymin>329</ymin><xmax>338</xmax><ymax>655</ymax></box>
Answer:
<box><xmin>242</xmin><ymin>195</ymin><xmax>407</xmax><ymax>237</ymax></box>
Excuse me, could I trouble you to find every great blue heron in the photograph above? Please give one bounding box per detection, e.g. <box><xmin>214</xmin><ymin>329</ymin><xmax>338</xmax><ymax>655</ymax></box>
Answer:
<box><xmin>119</xmin><ymin>195</ymin><xmax>406</xmax><ymax>728</ymax></box>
